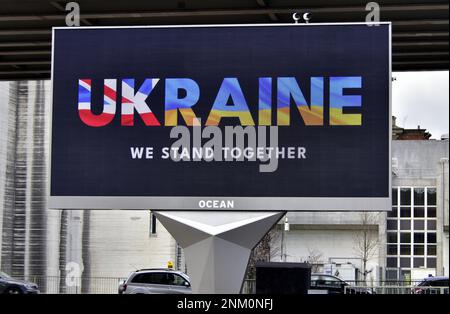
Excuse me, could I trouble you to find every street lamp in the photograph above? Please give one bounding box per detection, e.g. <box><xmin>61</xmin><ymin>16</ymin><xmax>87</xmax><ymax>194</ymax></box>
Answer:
<box><xmin>281</xmin><ymin>217</ymin><xmax>290</xmax><ymax>262</ymax></box>
<box><xmin>284</xmin><ymin>217</ymin><xmax>290</xmax><ymax>231</ymax></box>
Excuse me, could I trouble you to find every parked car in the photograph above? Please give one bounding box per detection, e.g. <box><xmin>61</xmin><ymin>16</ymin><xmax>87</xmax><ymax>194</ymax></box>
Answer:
<box><xmin>0</xmin><ymin>271</ymin><xmax>40</xmax><ymax>294</ymax></box>
<box><xmin>119</xmin><ymin>268</ymin><xmax>191</xmax><ymax>294</ymax></box>
<box><xmin>413</xmin><ymin>276</ymin><xmax>449</xmax><ymax>294</ymax></box>
<box><xmin>310</xmin><ymin>274</ymin><xmax>373</xmax><ymax>294</ymax></box>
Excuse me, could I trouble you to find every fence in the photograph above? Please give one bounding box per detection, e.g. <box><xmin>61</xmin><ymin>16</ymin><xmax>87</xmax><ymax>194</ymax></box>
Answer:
<box><xmin>8</xmin><ymin>276</ymin><xmax>449</xmax><ymax>294</ymax></box>
<box><xmin>344</xmin><ymin>285</ymin><xmax>449</xmax><ymax>295</ymax></box>
<box><xmin>15</xmin><ymin>276</ymin><xmax>126</xmax><ymax>294</ymax></box>
<box><xmin>345</xmin><ymin>280</ymin><xmax>424</xmax><ymax>286</ymax></box>
<box><xmin>241</xmin><ymin>279</ymin><xmax>448</xmax><ymax>294</ymax></box>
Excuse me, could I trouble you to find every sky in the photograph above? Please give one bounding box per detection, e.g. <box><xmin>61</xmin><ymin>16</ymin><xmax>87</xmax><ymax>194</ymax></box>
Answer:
<box><xmin>392</xmin><ymin>71</ymin><xmax>449</xmax><ymax>139</ymax></box>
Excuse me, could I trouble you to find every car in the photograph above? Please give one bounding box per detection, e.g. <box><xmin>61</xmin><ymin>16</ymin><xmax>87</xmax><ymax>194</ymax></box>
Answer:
<box><xmin>119</xmin><ymin>268</ymin><xmax>192</xmax><ymax>294</ymax></box>
<box><xmin>310</xmin><ymin>274</ymin><xmax>373</xmax><ymax>294</ymax></box>
<box><xmin>0</xmin><ymin>271</ymin><xmax>40</xmax><ymax>294</ymax></box>
<box><xmin>413</xmin><ymin>276</ymin><xmax>449</xmax><ymax>294</ymax></box>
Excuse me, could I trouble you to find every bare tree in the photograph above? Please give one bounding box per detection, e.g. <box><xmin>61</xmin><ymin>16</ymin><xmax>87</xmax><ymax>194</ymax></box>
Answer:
<box><xmin>245</xmin><ymin>227</ymin><xmax>281</xmax><ymax>280</ymax></box>
<box><xmin>353</xmin><ymin>212</ymin><xmax>380</xmax><ymax>284</ymax></box>
<box><xmin>306</xmin><ymin>248</ymin><xmax>324</xmax><ymax>273</ymax></box>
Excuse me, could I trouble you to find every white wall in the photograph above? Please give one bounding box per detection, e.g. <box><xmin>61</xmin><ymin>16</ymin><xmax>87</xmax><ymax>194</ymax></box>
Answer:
<box><xmin>272</xmin><ymin>228</ymin><xmax>380</xmax><ymax>281</ymax></box>
<box><xmin>86</xmin><ymin>210</ymin><xmax>176</xmax><ymax>278</ymax></box>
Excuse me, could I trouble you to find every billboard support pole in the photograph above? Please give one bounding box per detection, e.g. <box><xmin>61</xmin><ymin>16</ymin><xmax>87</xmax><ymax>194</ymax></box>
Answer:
<box><xmin>154</xmin><ymin>211</ymin><xmax>285</xmax><ymax>294</ymax></box>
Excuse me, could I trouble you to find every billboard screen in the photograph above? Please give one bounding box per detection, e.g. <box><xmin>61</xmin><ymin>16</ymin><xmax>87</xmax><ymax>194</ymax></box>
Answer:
<box><xmin>50</xmin><ymin>23</ymin><xmax>391</xmax><ymax>211</ymax></box>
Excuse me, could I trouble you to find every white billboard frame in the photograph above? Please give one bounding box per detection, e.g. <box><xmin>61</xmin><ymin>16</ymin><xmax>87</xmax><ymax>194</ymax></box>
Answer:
<box><xmin>49</xmin><ymin>22</ymin><xmax>392</xmax><ymax>211</ymax></box>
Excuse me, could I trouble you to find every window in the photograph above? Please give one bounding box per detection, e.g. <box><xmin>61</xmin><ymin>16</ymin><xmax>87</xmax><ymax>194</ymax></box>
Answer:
<box><xmin>392</xmin><ymin>188</ymin><xmax>398</xmax><ymax>205</ymax></box>
<box><xmin>387</xmin><ymin>220</ymin><xmax>397</xmax><ymax>230</ymax></box>
<box><xmin>427</xmin><ymin>207</ymin><xmax>436</xmax><ymax>218</ymax></box>
<box><xmin>386</xmin><ymin>269</ymin><xmax>398</xmax><ymax>280</ymax></box>
<box><xmin>322</xmin><ymin>276</ymin><xmax>342</xmax><ymax>287</ymax></box>
<box><xmin>414</xmin><ymin>258</ymin><xmax>424</xmax><ymax>268</ymax></box>
<box><xmin>427</xmin><ymin>188</ymin><xmax>436</xmax><ymax>205</ymax></box>
<box><xmin>400</xmin><ymin>207</ymin><xmax>411</xmax><ymax>218</ymax></box>
<box><xmin>414</xmin><ymin>245</ymin><xmax>424</xmax><ymax>255</ymax></box>
<box><xmin>387</xmin><ymin>232</ymin><xmax>397</xmax><ymax>243</ymax></box>
<box><xmin>131</xmin><ymin>272</ymin><xmax>187</xmax><ymax>286</ymax></box>
<box><xmin>388</xmin><ymin>207</ymin><xmax>398</xmax><ymax>218</ymax></box>
<box><xmin>400</xmin><ymin>233</ymin><xmax>411</xmax><ymax>244</ymax></box>
<box><xmin>400</xmin><ymin>188</ymin><xmax>411</xmax><ymax>205</ymax></box>
<box><xmin>310</xmin><ymin>275</ymin><xmax>320</xmax><ymax>284</ymax></box>
<box><xmin>168</xmin><ymin>274</ymin><xmax>188</xmax><ymax>286</ymax></box>
<box><xmin>414</xmin><ymin>220</ymin><xmax>425</xmax><ymax>230</ymax></box>
<box><xmin>414</xmin><ymin>188</ymin><xmax>425</xmax><ymax>205</ymax></box>
<box><xmin>387</xmin><ymin>186</ymin><xmax>438</xmax><ymax>272</ymax></box>
<box><xmin>427</xmin><ymin>220</ymin><xmax>436</xmax><ymax>230</ymax></box>
<box><xmin>387</xmin><ymin>245</ymin><xmax>397</xmax><ymax>255</ymax></box>
<box><xmin>387</xmin><ymin>258</ymin><xmax>397</xmax><ymax>268</ymax></box>
<box><xmin>401</xmin><ymin>270</ymin><xmax>411</xmax><ymax>281</ymax></box>
<box><xmin>414</xmin><ymin>207</ymin><xmax>425</xmax><ymax>218</ymax></box>
<box><xmin>400</xmin><ymin>245</ymin><xmax>410</xmax><ymax>255</ymax></box>
<box><xmin>427</xmin><ymin>233</ymin><xmax>437</xmax><ymax>244</ymax></box>
<box><xmin>311</xmin><ymin>275</ymin><xmax>343</xmax><ymax>288</ymax></box>
<box><xmin>414</xmin><ymin>233</ymin><xmax>425</xmax><ymax>243</ymax></box>
<box><xmin>400</xmin><ymin>258</ymin><xmax>410</xmax><ymax>268</ymax></box>
<box><xmin>132</xmin><ymin>273</ymin><xmax>168</xmax><ymax>285</ymax></box>
<box><xmin>400</xmin><ymin>220</ymin><xmax>411</xmax><ymax>230</ymax></box>
<box><xmin>427</xmin><ymin>245</ymin><xmax>436</xmax><ymax>256</ymax></box>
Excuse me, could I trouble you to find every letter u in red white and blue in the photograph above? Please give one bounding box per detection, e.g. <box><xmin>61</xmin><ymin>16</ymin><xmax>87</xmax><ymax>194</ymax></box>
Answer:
<box><xmin>78</xmin><ymin>79</ymin><xmax>116</xmax><ymax>127</ymax></box>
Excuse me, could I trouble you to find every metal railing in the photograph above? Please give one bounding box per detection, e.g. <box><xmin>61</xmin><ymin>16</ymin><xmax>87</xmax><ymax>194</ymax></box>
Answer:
<box><xmin>8</xmin><ymin>276</ymin><xmax>449</xmax><ymax>294</ymax></box>
<box><xmin>345</xmin><ymin>280</ymin><xmax>424</xmax><ymax>287</ymax></box>
<box><xmin>344</xmin><ymin>285</ymin><xmax>449</xmax><ymax>295</ymax></box>
<box><xmin>15</xmin><ymin>276</ymin><xmax>126</xmax><ymax>294</ymax></box>
<box><xmin>242</xmin><ymin>279</ymin><xmax>449</xmax><ymax>295</ymax></box>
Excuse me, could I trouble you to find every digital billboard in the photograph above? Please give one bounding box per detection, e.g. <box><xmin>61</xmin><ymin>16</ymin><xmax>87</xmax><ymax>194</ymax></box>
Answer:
<box><xmin>50</xmin><ymin>23</ymin><xmax>391</xmax><ymax>210</ymax></box>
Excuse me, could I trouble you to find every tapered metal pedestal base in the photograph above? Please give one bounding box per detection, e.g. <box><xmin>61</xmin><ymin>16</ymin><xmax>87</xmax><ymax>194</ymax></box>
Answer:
<box><xmin>154</xmin><ymin>211</ymin><xmax>285</xmax><ymax>294</ymax></box>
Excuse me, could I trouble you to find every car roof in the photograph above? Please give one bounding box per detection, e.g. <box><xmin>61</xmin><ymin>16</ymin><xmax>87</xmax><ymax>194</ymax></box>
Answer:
<box><xmin>422</xmin><ymin>276</ymin><xmax>449</xmax><ymax>281</ymax></box>
<box><xmin>130</xmin><ymin>268</ymin><xmax>186</xmax><ymax>276</ymax></box>
<box><xmin>311</xmin><ymin>273</ymin><xmax>342</xmax><ymax>279</ymax></box>
<box><xmin>135</xmin><ymin>268</ymin><xmax>174</xmax><ymax>272</ymax></box>
<box><xmin>134</xmin><ymin>268</ymin><xmax>181</xmax><ymax>273</ymax></box>
<box><xmin>126</xmin><ymin>268</ymin><xmax>190</xmax><ymax>282</ymax></box>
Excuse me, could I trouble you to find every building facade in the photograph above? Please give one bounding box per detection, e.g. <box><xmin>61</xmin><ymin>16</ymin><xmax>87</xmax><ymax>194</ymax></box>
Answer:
<box><xmin>0</xmin><ymin>81</ymin><xmax>179</xmax><ymax>293</ymax></box>
<box><xmin>274</xmin><ymin>137</ymin><xmax>449</xmax><ymax>282</ymax></box>
<box><xmin>389</xmin><ymin>140</ymin><xmax>448</xmax><ymax>279</ymax></box>
<box><xmin>0</xmin><ymin>80</ymin><xmax>448</xmax><ymax>292</ymax></box>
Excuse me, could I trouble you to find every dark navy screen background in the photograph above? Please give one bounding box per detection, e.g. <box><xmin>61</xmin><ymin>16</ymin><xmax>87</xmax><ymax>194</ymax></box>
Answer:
<box><xmin>51</xmin><ymin>25</ymin><xmax>390</xmax><ymax>197</ymax></box>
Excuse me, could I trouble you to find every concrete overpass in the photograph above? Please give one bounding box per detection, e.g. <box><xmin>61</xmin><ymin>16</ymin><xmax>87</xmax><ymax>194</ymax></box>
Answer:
<box><xmin>0</xmin><ymin>0</ymin><xmax>448</xmax><ymax>80</ymax></box>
